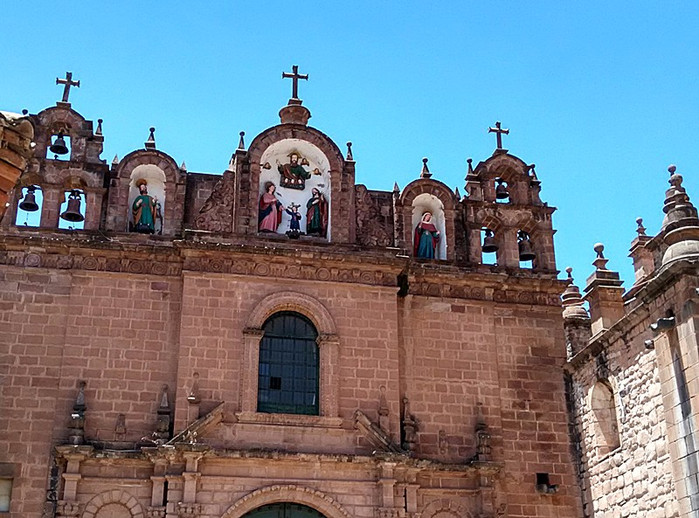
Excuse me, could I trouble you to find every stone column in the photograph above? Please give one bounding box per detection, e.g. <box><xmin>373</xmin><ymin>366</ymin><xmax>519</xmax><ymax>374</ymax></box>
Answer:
<box><xmin>41</xmin><ymin>186</ymin><xmax>63</xmax><ymax>228</ymax></box>
<box><xmin>240</xmin><ymin>328</ymin><xmax>264</xmax><ymax>413</ymax></box>
<box><xmin>318</xmin><ymin>334</ymin><xmax>340</xmax><ymax>417</ymax></box>
<box><xmin>500</xmin><ymin>228</ymin><xmax>520</xmax><ymax>268</ymax></box>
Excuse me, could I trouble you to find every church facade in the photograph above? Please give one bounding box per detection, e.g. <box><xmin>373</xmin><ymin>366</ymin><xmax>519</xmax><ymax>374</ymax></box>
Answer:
<box><xmin>0</xmin><ymin>69</ymin><xmax>653</xmax><ymax>518</ymax></box>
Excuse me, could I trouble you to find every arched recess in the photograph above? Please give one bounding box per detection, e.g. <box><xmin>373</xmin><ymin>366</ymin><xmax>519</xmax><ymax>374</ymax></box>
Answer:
<box><xmin>419</xmin><ymin>498</ymin><xmax>474</xmax><ymax>518</ymax></box>
<box><xmin>242</xmin><ymin>125</ymin><xmax>352</xmax><ymax>243</ymax></box>
<box><xmin>474</xmin><ymin>153</ymin><xmax>530</xmax><ymax>204</ymax></box>
<box><xmin>221</xmin><ymin>485</ymin><xmax>352</xmax><ymax>518</ymax></box>
<box><xmin>589</xmin><ymin>380</ymin><xmax>621</xmax><ymax>456</ymax></box>
<box><xmin>81</xmin><ymin>489</ymin><xmax>145</xmax><ymax>518</ymax></box>
<box><xmin>34</xmin><ymin>106</ymin><xmax>88</xmax><ymax>162</ymax></box>
<box><xmin>398</xmin><ymin>179</ymin><xmax>456</xmax><ymax>260</ymax></box>
<box><xmin>240</xmin><ymin>292</ymin><xmax>340</xmax><ymax>417</ymax></box>
<box><xmin>106</xmin><ymin>149</ymin><xmax>184</xmax><ymax>235</ymax></box>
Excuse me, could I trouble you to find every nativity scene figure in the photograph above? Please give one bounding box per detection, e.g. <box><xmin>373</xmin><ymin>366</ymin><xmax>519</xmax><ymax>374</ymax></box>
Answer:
<box><xmin>258</xmin><ymin>181</ymin><xmax>284</xmax><ymax>232</ymax></box>
<box><xmin>132</xmin><ymin>179</ymin><xmax>158</xmax><ymax>234</ymax></box>
<box><xmin>414</xmin><ymin>211</ymin><xmax>440</xmax><ymax>259</ymax></box>
<box><xmin>277</xmin><ymin>152</ymin><xmax>319</xmax><ymax>190</ymax></box>
<box><xmin>306</xmin><ymin>187</ymin><xmax>328</xmax><ymax>238</ymax></box>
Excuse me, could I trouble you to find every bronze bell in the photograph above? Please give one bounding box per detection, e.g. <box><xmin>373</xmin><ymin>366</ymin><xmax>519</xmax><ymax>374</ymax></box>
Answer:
<box><xmin>518</xmin><ymin>230</ymin><xmax>536</xmax><ymax>262</ymax></box>
<box><xmin>60</xmin><ymin>190</ymin><xmax>85</xmax><ymax>222</ymax></box>
<box><xmin>495</xmin><ymin>178</ymin><xmax>509</xmax><ymax>200</ymax></box>
<box><xmin>19</xmin><ymin>186</ymin><xmax>39</xmax><ymax>212</ymax></box>
<box><xmin>49</xmin><ymin>132</ymin><xmax>69</xmax><ymax>155</ymax></box>
<box><xmin>482</xmin><ymin>229</ymin><xmax>499</xmax><ymax>253</ymax></box>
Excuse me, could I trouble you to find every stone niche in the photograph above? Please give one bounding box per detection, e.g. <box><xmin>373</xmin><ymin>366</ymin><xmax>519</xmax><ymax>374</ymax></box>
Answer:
<box><xmin>258</xmin><ymin>139</ymin><xmax>332</xmax><ymax>240</ymax></box>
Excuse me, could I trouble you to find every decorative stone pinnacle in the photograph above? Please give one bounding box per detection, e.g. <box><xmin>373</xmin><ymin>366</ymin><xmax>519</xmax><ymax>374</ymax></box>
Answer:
<box><xmin>112</xmin><ymin>154</ymin><xmax>119</xmax><ymax>166</ymax></box>
<box><xmin>180</xmin><ymin>161</ymin><xmax>187</xmax><ymax>172</ymax></box>
<box><xmin>21</xmin><ymin>109</ymin><xmax>28</xmax><ymax>115</ymax></box>
<box><xmin>421</xmin><ymin>157</ymin><xmax>432</xmax><ymax>179</ymax></box>
<box><xmin>562</xmin><ymin>266</ymin><xmax>589</xmax><ymax>319</ymax></box>
<box><xmin>346</xmin><ymin>141</ymin><xmax>353</xmax><ymax>161</ymax></box>
<box><xmin>636</xmin><ymin>217</ymin><xmax>646</xmax><ymax>236</ymax></box>
<box><xmin>467</xmin><ymin>158</ymin><xmax>474</xmax><ymax>174</ymax></box>
<box><xmin>592</xmin><ymin>243</ymin><xmax>609</xmax><ymax>270</ymax></box>
<box><xmin>145</xmin><ymin>127</ymin><xmax>156</xmax><ymax>150</ymax></box>
<box><xmin>393</xmin><ymin>182</ymin><xmax>400</xmax><ymax>194</ymax></box>
<box><xmin>668</xmin><ymin>164</ymin><xmax>677</xmax><ymax>175</ymax></box>
<box><xmin>96</xmin><ymin>119</ymin><xmax>103</xmax><ymax>136</ymax></box>
<box><xmin>238</xmin><ymin>131</ymin><xmax>245</xmax><ymax>150</ymax></box>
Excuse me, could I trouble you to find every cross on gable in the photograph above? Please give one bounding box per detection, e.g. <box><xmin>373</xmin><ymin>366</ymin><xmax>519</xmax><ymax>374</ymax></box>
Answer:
<box><xmin>282</xmin><ymin>65</ymin><xmax>309</xmax><ymax>100</ymax></box>
<box><xmin>56</xmin><ymin>72</ymin><xmax>80</xmax><ymax>103</ymax></box>
<box><xmin>488</xmin><ymin>121</ymin><xmax>509</xmax><ymax>150</ymax></box>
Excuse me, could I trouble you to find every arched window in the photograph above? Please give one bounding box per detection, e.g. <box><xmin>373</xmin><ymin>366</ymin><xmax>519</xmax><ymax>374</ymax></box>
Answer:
<box><xmin>591</xmin><ymin>380</ymin><xmax>620</xmax><ymax>455</ymax></box>
<box><xmin>258</xmin><ymin>312</ymin><xmax>319</xmax><ymax>415</ymax></box>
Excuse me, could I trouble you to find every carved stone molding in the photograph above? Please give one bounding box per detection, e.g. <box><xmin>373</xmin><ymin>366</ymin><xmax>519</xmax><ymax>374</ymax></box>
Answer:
<box><xmin>56</xmin><ymin>501</ymin><xmax>84</xmax><ymax>517</ymax></box>
<box><xmin>177</xmin><ymin>502</ymin><xmax>202</xmax><ymax>518</ymax></box>
<box><xmin>146</xmin><ymin>507</ymin><xmax>167</xmax><ymax>518</ymax></box>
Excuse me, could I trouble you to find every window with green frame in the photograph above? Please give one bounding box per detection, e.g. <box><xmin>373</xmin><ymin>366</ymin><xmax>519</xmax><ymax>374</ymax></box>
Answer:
<box><xmin>257</xmin><ymin>311</ymin><xmax>319</xmax><ymax>415</ymax></box>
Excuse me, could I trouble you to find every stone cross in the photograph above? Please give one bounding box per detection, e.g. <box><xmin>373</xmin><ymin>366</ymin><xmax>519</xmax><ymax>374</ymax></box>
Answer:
<box><xmin>56</xmin><ymin>72</ymin><xmax>80</xmax><ymax>103</ymax></box>
<box><xmin>282</xmin><ymin>65</ymin><xmax>308</xmax><ymax>100</ymax></box>
<box><xmin>488</xmin><ymin>121</ymin><xmax>509</xmax><ymax>150</ymax></box>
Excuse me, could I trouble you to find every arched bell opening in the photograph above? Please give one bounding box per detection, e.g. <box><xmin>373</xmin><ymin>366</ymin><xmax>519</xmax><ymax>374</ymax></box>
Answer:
<box><xmin>517</xmin><ymin>229</ymin><xmax>536</xmax><ymax>269</ymax></box>
<box><xmin>494</xmin><ymin>177</ymin><xmax>510</xmax><ymax>204</ymax></box>
<box><xmin>58</xmin><ymin>189</ymin><xmax>85</xmax><ymax>230</ymax></box>
<box><xmin>128</xmin><ymin>165</ymin><xmax>166</xmax><ymax>234</ymax></box>
<box><xmin>481</xmin><ymin>228</ymin><xmax>499</xmax><ymax>265</ymax></box>
<box><xmin>46</xmin><ymin>123</ymin><xmax>72</xmax><ymax>161</ymax></box>
<box><xmin>15</xmin><ymin>185</ymin><xmax>43</xmax><ymax>227</ymax></box>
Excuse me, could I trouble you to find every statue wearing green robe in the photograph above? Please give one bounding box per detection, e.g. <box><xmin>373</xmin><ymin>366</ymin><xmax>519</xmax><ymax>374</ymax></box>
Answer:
<box><xmin>132</xmin><ymin>183</ymin><xmax>157</xmax><ymax>233</ymax></box>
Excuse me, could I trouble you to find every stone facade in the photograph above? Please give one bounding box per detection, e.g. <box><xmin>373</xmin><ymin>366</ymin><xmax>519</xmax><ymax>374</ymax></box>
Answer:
<box><xmin>0</xmin><ymin>84</ymin><xmax>582</xmax><ymax>518</ymax></box>
<box><xmin>565</xmin><ymin>166</ymin><xmax>699</xmax><ymax>517</ymax></box>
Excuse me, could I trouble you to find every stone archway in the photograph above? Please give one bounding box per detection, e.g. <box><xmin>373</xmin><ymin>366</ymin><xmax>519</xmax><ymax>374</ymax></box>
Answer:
<box><xmin>221</xmin><ymin>485</ymin><xmax>352</xmax><ymax>518</ymax></box>
<box><xmin>81</xmin><ymin>489</ymin><xmax>145</xmax><ymax>518</ymax></box>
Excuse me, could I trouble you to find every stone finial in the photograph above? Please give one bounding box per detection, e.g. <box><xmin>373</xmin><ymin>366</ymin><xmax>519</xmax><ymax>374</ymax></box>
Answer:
<box><xmin>238</xmin><ymin>131</ymin><xmax>245</xmax><ymax>150</ymax></box>
<box><xmin>420</xmin><ymin>157</ymin><xmax>432</xmax><ymax>179</ymax></box>
<box><xmin>467</xmin><ymin>158</ymin><xmax>474</xmax><ymax>175</ymax></box>
<box><xmin>660</xmin><ymin>163</ymin><xmax>699</xmax><ymax>266</ymax></box>
<box><xmin>475</xmin><ymin>402</ymin><xmax>491</xmax><ymax>461</ymax></box>
<box><xmin>145</xmin><ymin>127</ymin><xmax>156</xmax><ymax>150</ymax></box>
<box><xmin>592</xmin><ymin>243</ymin><xmax>608</xmax><ymax>270</ymax></box>
<box><xmin>95</xmin><ymin>119</ymin><xmax>103</xmax><ymax>136</ymax></box>
<box><xmin>562</xmin><ymin>267</ymin><xmax>590</xmax><ymax>319</ymax></box>
<box><xmin>68</xmin><ymin>381</ymin><xmax>87</xmax><ymax>445</ymax></box>
<box><xmin>112</xmin><ymin>155</ymin><xmax>119</xmax><ymax>167</ymax></box>
<box><xmin>346</xmin><ymin>141</ymin><xmax>353</xmax><ymax>161</ymax></box>
<box><xmin>378</xmin><ymin>385</ymin><xmax>389</xmax><ymax>433</ymax></box>
<box><xmin>393</xmin><ymin>182</ymin><xmax>400</xmax><ymax>195</ymax></box>
<box><xmin>187</xmin><ymin>372</ymin><xmax>201</xmax><ymax>405</ymax></box>
<box><xmin>528</xmin><ymin>164</ymin><xmax>538</xmax><ymax>180</ymax></box>
<box><xmin>454</xmin><ymin>186</ymin><xmax>461</xmax><ymax>200</ymax></box>
<box><xmin>180</xmin><ymin>161</ymin><xmax>187</xmax><ymax>172</ymax></box>
<box><xmin>636</xmin><ymin>217</ymin><xmax>646</xmax><ymax>236</ymax></box>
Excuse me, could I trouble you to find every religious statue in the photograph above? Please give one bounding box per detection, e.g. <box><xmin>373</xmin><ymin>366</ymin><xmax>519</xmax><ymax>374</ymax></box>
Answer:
<box><xmin>132</xmin><ymin>179</ymin><xmax>157</xmax><ymax>234</ymax></box>
<box><xmin>259</xmin><ymin>181</ymin><xmax>284</xmax><ymax>232</ymax></box>
<box><xmin>285</xmin><ymin>202</ymin><xmax>302</xmax><ymax>238</ymax></box>
<box><xmin>277</xmin><ymin>152</ymin><xmax>319</xmax><ymax>190</ymax></box>
<box><xmin>413</xmin><ymin>212</ymin><xmax>440</xmax><ymax>259</ymax></box>
<box><xmin>306</xmin><ymin>187</ymin><xmax>328</xmax><ymax>237</ymax></box>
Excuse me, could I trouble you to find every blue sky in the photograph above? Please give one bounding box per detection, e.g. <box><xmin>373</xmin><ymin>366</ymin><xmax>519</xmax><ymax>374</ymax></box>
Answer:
<box><xmin>3</xmin><ymin>2</ymin><xmax>699</xmax><ymax>287</ymax></box>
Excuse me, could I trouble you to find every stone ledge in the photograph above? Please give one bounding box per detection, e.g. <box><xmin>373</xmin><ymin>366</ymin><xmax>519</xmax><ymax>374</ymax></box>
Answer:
<box><xmin>235</xmin><ymin>411</ymin><xmax>343</xmax><ymax>428</ymax></box>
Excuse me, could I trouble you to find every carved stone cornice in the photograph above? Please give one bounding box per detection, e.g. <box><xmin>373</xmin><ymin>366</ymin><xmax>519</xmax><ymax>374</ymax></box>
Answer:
<box><xmin>0</xmin><ymin>232</ymin><xmax>564</xmax><ymax>306</ymax></box>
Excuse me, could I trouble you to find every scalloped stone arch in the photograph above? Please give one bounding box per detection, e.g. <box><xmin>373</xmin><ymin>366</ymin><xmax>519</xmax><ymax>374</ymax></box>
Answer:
<box><xmin>418</xmin><ymin>498</ymin><xmax>473</xmax><ymax>518</ymax></box>
<box><xmin>221</xmin><ymin>485</ymin><xmax>352</xmax><ymax>518</ymax></box>
<box><xmin>115</xmin><ymin>149</ymin><xmax>180</xmax><ymax>184</ymax></box>
<box><xmin>246</xmin><ymin>291</ymin><xmax>337</xmax><ymax>335</ymax></box>
<box><xmin>399</xmin><ymin>179</ymin><xmax>455</xmax><ymax>211</ymax></box>
<box><xmin>81</xmin><ymin>489</ymin><xmax>145</xmax><ymax>518</ymax></box>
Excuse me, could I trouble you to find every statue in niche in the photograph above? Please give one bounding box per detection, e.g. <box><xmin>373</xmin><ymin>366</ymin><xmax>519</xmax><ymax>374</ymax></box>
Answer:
<box><xmin>285</xmin><ymin>202</ymin><xmax>302</xmax><ymax>238</ymax></box>
<box><xmin>132</xmin><ymin>179</ymin><xmax>158</xmax><ymax>234</ymax></box>
<box><xmin>306</xmin><ymin>187</ymin><xmax>328</xmax><ymax>237</ymax></box>
<box><xmin>413</xmin><ymin>212</ymin><xmax>440</xmax><ymax>259</ymax></box>
<box><xmin>259</xmin><ymin>181</ymin><xmax>284</xmax><ymax>232</ymax></box>
<box><xmin>277</xmin><ymin>151</ymin><xmax>319</xmax><ymax>190</ymax></box>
